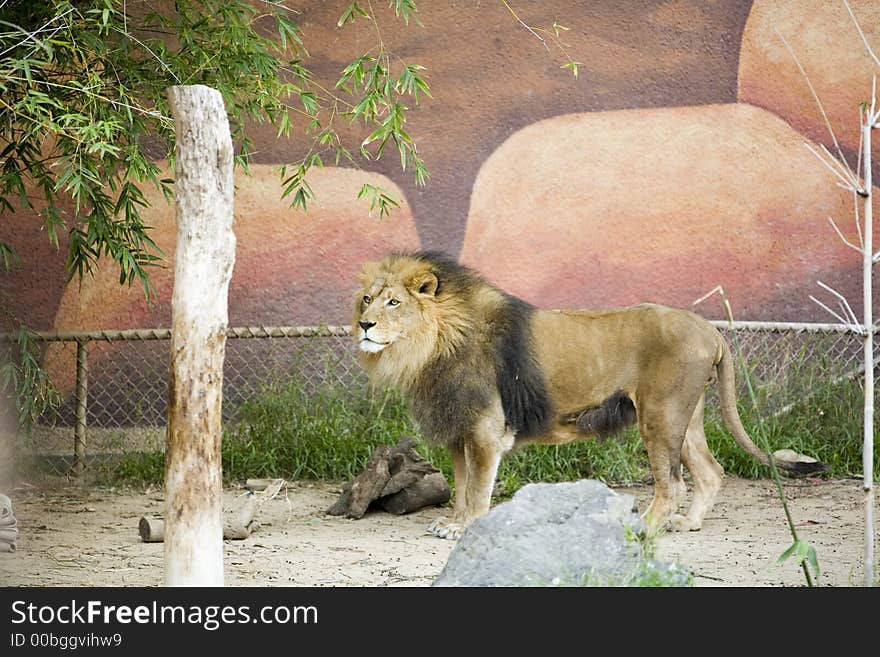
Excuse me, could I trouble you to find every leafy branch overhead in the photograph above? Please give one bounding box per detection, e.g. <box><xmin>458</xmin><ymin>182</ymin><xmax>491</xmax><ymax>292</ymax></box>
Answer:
<box><xmin>0</xmin><ymin>0</ymin><xmax>432</xmax><ymax>426</ymax></box>
<box><xmin>0</xmin><ymin>0</ymin><xmax>431</xmax><ymax>301</ymax></box>
<box><xmin>0</xmin><ymin>0</ymin><xmax>581</xmax><ymax>427</ymax></box>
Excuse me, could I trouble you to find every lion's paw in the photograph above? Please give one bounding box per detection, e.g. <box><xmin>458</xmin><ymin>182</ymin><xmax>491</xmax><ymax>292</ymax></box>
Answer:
<box><xmin>427</xmin><ymin>516</ymin><xmax>462</xmax><ymax>540</ymax></box>
<box><xmin>669</xmin><ymin>513</ymin><xmax>701</xmax><ymax>532</ymax></box>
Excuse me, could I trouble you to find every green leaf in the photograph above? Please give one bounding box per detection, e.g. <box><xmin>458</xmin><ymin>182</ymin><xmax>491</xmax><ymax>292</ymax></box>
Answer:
<box><xmin>357</xmin><ymin>183</ymin><xmax>400</xmax><ymax>220</ymax></box>
<box><xmin>561</xmin><ymin>60</ymin><xmax>583</xmax><ymax>79</ymax></box>
<box><xmin>0</xmin><ymin>243</ymin><xmax>20</xmax><ymax>272</ymax></box>
<box><xmin>338</xmin><ymin>3</ymin><xmax>370</xmax><ymax>27</ymax></box>
<box><xmin>778</xmin><ymin>539</ymin><xmax>821</xmax><ymax>578</ymax></box>
<box><xmin>276</xmin><ymin>14</ymin><xmax>304</xmax><ymax>51</ymax></box>
<box><xmin>389</xmin><ymin>0</ymin><xmax>422</xmax><ymax>26</ymax></box>
<box><xmin>299</xmin><ymin>91</ymin><xmax>318</xmax><ymax>115</ymax></box>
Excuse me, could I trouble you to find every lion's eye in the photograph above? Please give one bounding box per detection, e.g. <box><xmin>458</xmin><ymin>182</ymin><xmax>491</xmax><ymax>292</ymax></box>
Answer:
<box><xmin>362</xmin><ymin>295</ymin><xmax>372</xmax><ymax>305</ymax></box>
<box><xmin>387</xmin><ymin>298</ymin><xmax>400</xmax><ymax>307</ymax></box>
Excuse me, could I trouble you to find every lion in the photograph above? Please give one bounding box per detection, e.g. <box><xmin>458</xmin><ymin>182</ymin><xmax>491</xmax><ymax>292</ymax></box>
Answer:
<box><xmin>353</xmin><ymin>251</ymin><xmax>825</xmax><ymax>539</ymax></box>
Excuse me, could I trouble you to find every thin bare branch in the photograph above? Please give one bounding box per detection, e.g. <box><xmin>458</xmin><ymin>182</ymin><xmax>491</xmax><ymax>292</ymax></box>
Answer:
<box><xmin>260</xmin><ymin>0</ymin><xmax>301</xmax><ymax>14</ymax></box>
<box><xmin>820</xmin><ymin>142</ymin><xmax>861</xmax><ymax>187</ymax></box>
<box><xmin>692</xmin><ymin>285</ymin><xmax>724</xmax><ymax>308</ymax></box>
<box><xmin>809</xmin><ymin>295</ymin><xmax>864</xmax><ymax>333</ymax></box>
<box><xmin>500</xmin><ymin>0</ymin><xmax>550</xmax><ymax>52</ymax></box>
<box><xmin>110</xmin><ymin>26</ymin><xmax>180</xmax><ymax>84</ymax></box>
<box><xmin>827</xmin><ymin>216</ymin><xmax>864</xmax><ymax>253</ymax></box>
<box><xmin>805</xmin><ymin>143</ymin><xmax>859</xmax><ymax>191</ymax></box>
<box><xmin>817</xmin><ymin>280</ymin><xmax>861</xmax><ymax>326</ymax></box>
<box><xmin>843</xmin><ymin>0</ymin><xmax>880</xmax><ymax>69</ymax></box>
<box><xmin>775</xmin><ymin>27</ymin><xmax>856</xmax><ymax>178</ymax></box>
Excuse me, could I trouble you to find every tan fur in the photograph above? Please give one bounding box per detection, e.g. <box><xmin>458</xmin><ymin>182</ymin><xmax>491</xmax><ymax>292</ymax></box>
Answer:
<box><xmin>354</xmin><ymin>254</ymin><xmax>798</xmax><ymax>539</ymax></box>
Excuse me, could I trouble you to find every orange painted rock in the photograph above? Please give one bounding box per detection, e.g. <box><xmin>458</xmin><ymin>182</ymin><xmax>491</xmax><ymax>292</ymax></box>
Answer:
<box><xmin>738</xmin><ymin>0</ymin><xmax>880</xmax><ymax>174</ymax></box>
<box><xmin>460</xmin><ymin>103</ymin><xmax>873</xmax><ymax>321</ymax></box>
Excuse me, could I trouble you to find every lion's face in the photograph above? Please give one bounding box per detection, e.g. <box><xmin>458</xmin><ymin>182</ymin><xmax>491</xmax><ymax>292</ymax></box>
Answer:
<box><xmin>353</xmin><ymin>258</ymin><xmax>440</xmax><ymax>357</ymax></box>
<box><xmin>355</xmin><ymin>280</ymin><xmax>424</xmax><ymax>353</ymax></box>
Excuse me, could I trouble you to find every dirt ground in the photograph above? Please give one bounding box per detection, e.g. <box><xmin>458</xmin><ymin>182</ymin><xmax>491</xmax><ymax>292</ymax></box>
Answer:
<box><xmin>0</xmin><ymin>476</ymin><xmax>875</xmax><ymax>587</ymax></box>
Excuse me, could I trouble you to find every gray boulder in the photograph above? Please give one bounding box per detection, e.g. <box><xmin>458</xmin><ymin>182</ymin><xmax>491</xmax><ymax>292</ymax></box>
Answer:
<box><xmin>432</xmin><ymin>479</ymin><xmax>691</xmax><ymax>587</ymax></box>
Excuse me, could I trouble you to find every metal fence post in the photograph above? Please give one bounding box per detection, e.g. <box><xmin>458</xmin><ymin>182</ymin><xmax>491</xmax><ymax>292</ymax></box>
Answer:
<box><xmin>73</xmin><ymin>337</ymin><xmax>88</xmax><ymax>475</ymax></box>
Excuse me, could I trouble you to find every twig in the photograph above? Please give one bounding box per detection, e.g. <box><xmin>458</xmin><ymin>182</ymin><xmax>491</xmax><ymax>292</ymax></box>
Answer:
<box><xmin>816</xmin><ymin>280</ymin><xmax>861</xmax><ymax>327</ymax></box>
<box><xmin>776</xmin><ymin>27</ymin><xmax>856</xmax><ymax>180</ymax></box>
<box><xmin>500</xmin><ymin>0</ymin><xmax>550</xmax><ymax>52</ymax></box>
<box><xmin>0</xmin><ymin>7</ymin><xmax>75</xmax><ymax>58</ymax></box>
<box><xmin>803</xmin><ymin>143</ymin><xmax>858</xmax><ymax>191</ymax></box>
<box><xmin>109</xmin><ymin>26</ymin><xmax>180</xmax><ymax>84</ymax></box>
<box><xmin>809</xmin><ymin>295</ymin><xmax>864</xmax><ymax>334</ymax></box>
<box><xmin>843</xmin><ymin>0</ymin><xmax>880</xmax><ymax>69</ymax></box>
<box><xmin>827</xmin><ymin>216</ymin><xmax>863</xmax><ymax>253</ymax></box>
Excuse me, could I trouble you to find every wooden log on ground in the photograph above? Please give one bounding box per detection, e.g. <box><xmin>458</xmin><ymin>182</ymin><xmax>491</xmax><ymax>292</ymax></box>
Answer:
<box><xmin>379</xmin><ymin>472</ymin><xmax>451</xmax><ymax>515</ymax></box>
<box><xmin>326</xmin><ymin>436</ymin><xmax>450</xmax><ymax>519</ymax></box>
<box><xmin>326</xmin><ymin>445</ymin><xmax>392</xmax><ymax>519</ymax></box>
<box><xmin>139</xmin><ymin>494</ymin><xmax>260</xmax><ymax>542</ymax></box>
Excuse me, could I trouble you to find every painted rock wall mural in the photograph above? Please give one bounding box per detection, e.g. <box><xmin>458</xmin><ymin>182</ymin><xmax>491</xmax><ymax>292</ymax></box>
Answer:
<box><xmin>2</xmin><ymin>0</ymin><xmax>878</xmax><ymax>344</ymax></box>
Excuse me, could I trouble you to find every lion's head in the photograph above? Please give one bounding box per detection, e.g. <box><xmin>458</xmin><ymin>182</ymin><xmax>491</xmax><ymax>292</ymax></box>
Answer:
<box><xmin>353</xmin><ymin>252</ymin><xmax>484</xmax><ymax>389</ymax></box>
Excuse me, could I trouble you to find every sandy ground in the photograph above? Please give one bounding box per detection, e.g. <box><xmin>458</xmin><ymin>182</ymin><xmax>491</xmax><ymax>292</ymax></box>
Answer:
<box><xmin>0</xmin><ymin>476</ymin><xmax>875</xmax><ymax>587</ymax></box>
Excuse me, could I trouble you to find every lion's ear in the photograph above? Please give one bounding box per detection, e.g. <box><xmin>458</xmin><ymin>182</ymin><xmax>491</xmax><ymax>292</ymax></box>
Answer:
<box><xmin>407</xmin><ymin>270</ymin><xmax>438</xmax><ymax>297</ymax></box>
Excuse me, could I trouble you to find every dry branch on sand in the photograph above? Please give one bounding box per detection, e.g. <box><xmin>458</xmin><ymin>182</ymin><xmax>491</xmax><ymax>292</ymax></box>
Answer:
<box><xmin>326</xmin><ymin>436</ymin><xmax>450</xmax><ymax>519</ymax></box>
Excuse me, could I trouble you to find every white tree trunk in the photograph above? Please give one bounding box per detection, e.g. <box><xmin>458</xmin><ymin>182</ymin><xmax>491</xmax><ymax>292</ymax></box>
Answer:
<box><xmin>861</xmin><ymin>119</ymin><xmax>875</xmax><ymax>587</ymax></box>
<box><xmin>164</xmin><ymin>85</ymin><xmax>235</xmax><ymax>587</ymax></box>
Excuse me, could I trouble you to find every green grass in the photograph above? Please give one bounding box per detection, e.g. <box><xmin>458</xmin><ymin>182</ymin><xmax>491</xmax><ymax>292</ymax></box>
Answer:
<box><xmin>105</xmin><ymin>372</ymin><xmax>875</xmax><ymax>489</ymax></box>
<box><xmin>566</xmin><ymin>561</ymin><xmax>694</xmax><ymax>587</ymax></box>
<box><xmin>222</xmin><ymin>377</ymin><xmax>418</xmax><ymax>481</ymax></box>
<box><xmin>704</xmin><ymin>376</ymin><xmax>877</xmax><ymax>481</ymax></box>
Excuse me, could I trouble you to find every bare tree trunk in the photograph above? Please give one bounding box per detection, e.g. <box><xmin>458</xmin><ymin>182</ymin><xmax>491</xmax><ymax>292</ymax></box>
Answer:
<box><xmin>164</xmin><ymin>85</ymin><xmax>235</xmax><ymax>587</ymax></box>
<box><xmin>861</xmin><ymin>118</ymin><xmax>875</xmax><ymax>587</ymax></box>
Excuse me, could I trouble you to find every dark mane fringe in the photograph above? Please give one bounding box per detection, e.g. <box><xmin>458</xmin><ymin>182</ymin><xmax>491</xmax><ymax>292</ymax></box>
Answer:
<box><xmin>403</xmin><ymin>251</ymin><xmax>553</xmax><ymax>440</ymax></box>
<box><xmin>492</xmin><ymin>295</ymin><xmax>554</xmax><ymax>438</ymax></box>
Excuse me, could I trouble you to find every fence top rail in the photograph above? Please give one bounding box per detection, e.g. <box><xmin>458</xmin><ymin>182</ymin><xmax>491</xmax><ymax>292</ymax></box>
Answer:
<box><xmin>707</xmin><ymin>320</ymin><xmax>856</xmax><ymax>333</ymax></box>
<box><xmin>0</xmin><ymin>320</ymin><xmax>859</xmax><ymax>343</ymax></box>
<box><xmin>0</xmin><ymin>325</ymin><xmax>354</xmax><ymax>342</ymax></box>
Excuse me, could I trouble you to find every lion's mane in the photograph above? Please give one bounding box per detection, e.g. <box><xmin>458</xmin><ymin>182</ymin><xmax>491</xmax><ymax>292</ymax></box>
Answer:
<box><xmin>356</xmin><ymin>251</ymin><xmax>554</xmax><ymax>446</ymax></box>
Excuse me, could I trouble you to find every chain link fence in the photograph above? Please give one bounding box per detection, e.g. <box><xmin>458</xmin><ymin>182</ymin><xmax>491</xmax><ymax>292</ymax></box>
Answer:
<box><xmin>2</xmin><ymin>321</ymin><xmax>872</xmax><ymax>478</ymax></box>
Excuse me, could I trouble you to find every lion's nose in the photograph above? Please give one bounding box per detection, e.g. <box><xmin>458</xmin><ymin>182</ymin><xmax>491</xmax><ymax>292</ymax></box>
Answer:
<box><xmin>359</xmin><ymin>320</ymin><xmax>376</xmax><ymax>332</ymax></box>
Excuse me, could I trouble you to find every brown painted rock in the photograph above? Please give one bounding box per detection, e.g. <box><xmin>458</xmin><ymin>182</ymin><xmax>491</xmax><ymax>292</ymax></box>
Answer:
<box><xmin>459</xmin><ymin>103</ymin><xmax>875</xmax><ymax>321</ymax></box>
<box><xmin>738</xmin><ymin>0</ymin><xmax>880</xmax><ymax>176</ymax></box>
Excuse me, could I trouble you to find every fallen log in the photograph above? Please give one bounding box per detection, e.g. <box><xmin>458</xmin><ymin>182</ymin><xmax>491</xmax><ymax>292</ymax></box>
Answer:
<box><xmin>139</xmin><ymin>479</ymin><xmax>285</xmax><ymax>542</ymax></box>
<box><xmin>327</xmin><ymin>437</ymin><xmax>450</xmax><ymax>519</ymax></box>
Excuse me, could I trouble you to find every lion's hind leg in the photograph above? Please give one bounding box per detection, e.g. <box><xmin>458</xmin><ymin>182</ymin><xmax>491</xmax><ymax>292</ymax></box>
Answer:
<box><xmin>638</xmin><ymin>402</ymin><xmax>692</xmax><ymax>535</ymax></box>
<box><xmin>671</xmin><ymin>394</ymin><xmax>724</xmax><ymax>532</ymax></box>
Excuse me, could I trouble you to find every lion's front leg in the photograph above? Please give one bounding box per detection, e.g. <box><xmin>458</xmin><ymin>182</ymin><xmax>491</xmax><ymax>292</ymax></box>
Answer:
<box><xmin>427</xmin><ymin>407</ymin><xmax>511</xmax><ymax>540</ymax></box>
<box><xmin>427</xmin><ymin>442</ymin><xmax>469</xmax><ymax>540</ymax></box>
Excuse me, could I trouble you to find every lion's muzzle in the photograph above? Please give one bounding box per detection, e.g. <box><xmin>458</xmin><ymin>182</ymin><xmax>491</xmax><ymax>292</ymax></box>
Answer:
<box><xmin>358</xmin><ymin>321</ymin><xmax>389</xmax><ymax>353</ymax></box>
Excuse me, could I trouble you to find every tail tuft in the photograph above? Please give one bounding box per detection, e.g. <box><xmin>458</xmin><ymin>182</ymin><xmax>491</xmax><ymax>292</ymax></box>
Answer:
<box><xmin>772</xmin><ymin>449</ymin><xmax>829</xmax><ymax>477</ymax></box>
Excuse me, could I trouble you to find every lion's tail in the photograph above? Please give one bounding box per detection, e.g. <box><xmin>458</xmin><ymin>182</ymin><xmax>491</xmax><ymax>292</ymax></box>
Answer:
<box><xmin>715</xmin><ymin>335</ymin><xmax>827</xmax><ymax>476</ymax></box>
